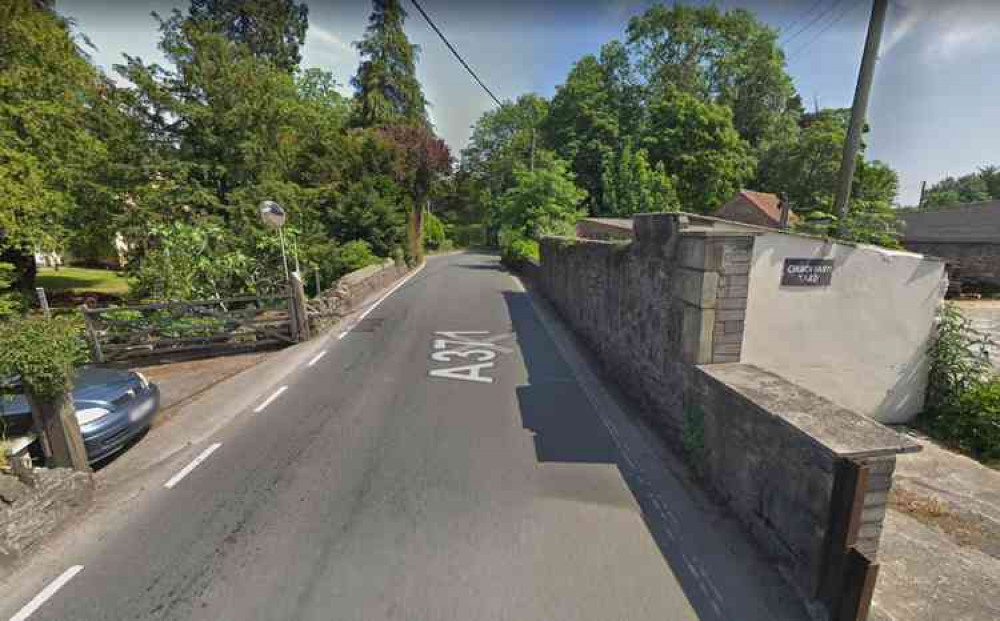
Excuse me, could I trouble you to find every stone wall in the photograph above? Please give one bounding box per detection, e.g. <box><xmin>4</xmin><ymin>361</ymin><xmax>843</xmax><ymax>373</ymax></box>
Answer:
<box><xmin>539</xmin><ymin>228</ymin><xmax>688</xmax><ymax>437</ymax></box>
<box><xmin>692</xmin><ymin>364</ymin><xmax>915</xmax><ymax>604</ymax></box>
<box><xmin>306</xmin><ymin>259</ymin><xmax>410</xmax><ymax>334</ymax></box>
<box><xmin>0</xmin><ymin>468</ymin><xmax>94</xmax><ymax>575</ymax></box>
<box><xmin>534</xmin><ymin>212</ymin><xmax>920</xmax><ymax>619</ymax></box>
<box><xmin>904</xmin><ymin>241</ymin><xmax>1000</xmax><ymax>289</ymax></box>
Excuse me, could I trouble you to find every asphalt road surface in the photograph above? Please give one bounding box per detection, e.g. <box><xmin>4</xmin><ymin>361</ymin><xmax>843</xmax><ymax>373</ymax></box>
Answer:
<box><xmin>2</xmin><ymin>252</ymin><xmax>808</xmax><ymax>621</ymax></box>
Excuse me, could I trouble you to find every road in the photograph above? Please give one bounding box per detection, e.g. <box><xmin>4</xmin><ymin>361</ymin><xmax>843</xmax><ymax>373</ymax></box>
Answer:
<box><xmin>1</xmin><ymin>252</ymin><xmax>807</xmax><ymax>621</ymax></box>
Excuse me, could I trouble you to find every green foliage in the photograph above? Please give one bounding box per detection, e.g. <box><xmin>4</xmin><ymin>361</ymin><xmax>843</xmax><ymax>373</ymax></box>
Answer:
<box><xmin>500</xmin><ymin>237</ymin><xmax>540</xmax><ymax>266</ymax></box>
<box><xmin>335</xmin><ymin>240</ymin><xmax>379</xmax><ymax>274</ymax></box>
<box><xmin>0</xmin><ymin>262</ymin><xmax>25</xmax><ymax>319</ymax></box>
<box><xmin>0</xmin><ymin>316</ymin><xmax>88</xmax><ymax>400</ymax></box>
<box><xmin>600</xmin><ymin>139</ymin><xmax>679</xmax><ymax>216</ymax></box>
<box><xmin>498</xmin><ymin>160</ymin><xmax>587</xmax><ymax>241</ymax></box>
<box><xmin>423</xmin><ymin>212</ymin><xmax>446</xmax><ymax>250</ymax></box>
<box><xmin>643</xmin><ymin>87</ymin><xmax>755</xmax><ymax>213</ymax></box>
<box><xmin>131</xmin><ymin>222</ymin><xmax>270</xmax><ymax>300</ymax></box>
<box><xmin>920</xmin><ymin>165</ymin><xmax>1000</xmax><ymax>209</ymax></box>
<box><xmin>626</xmin><ymin>4</ymin><xmax>798</xmax><ymax>148</ymax></box>
<box><xmin>922</xmin><ymin>304</ymin><xmax>1000</xmax><ymax>462</ymax></box>
<box><xmin>0</xmin><ymin>0</ymin><xmax>118</xmax><ymax>289</ymax></box>
<box><xmin>352</xmin><ymin>0</ymin><xmax>427</xmax><ymax>127</ymax></box>
<box><xmin>188</xmin><ymin>0</ymin><xmax>309</xmax><ymax>72</ymax></box>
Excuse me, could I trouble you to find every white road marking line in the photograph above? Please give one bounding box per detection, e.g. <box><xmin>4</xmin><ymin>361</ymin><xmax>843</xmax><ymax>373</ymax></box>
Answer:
<box><xmin>306</xmin><ymin>350</ymin><xmax>327</xmax><ymax>367</ymax></box>
<box><xmin>164</xmin><ymin>443</ymin><xmax>222</xmax><ymax>489</ymax></box>
<box><xmin>9</xmin><ymin>565</ymin><xmax>84</xmax><ymax>621</ymax></box>
<box><xmin>340</xmin><ymin>262</ymin><xmax>425</xmax><ymax>338</ymax></box>
<box><xmin>253</xmin><ymin>386</ymin><xmax>288</xmax><ymax>413</ymax></box>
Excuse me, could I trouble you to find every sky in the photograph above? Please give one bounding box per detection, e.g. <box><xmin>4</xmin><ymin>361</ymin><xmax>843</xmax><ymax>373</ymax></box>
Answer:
<box><xmin>58</xmin><ymin>0</ymin><xmax>1000</xmax><ymax>206</ymax></box>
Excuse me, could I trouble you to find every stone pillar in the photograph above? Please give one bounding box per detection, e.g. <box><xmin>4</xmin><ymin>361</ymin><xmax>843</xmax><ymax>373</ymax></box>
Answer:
<box><xmin>27</xmin><ymin>391</ymin><xmax>90</xmax><ymax>472</ymax></box>
<box><xmin>674</xmin><ymin>232</ymin><xmax>756</xmax><ymax>364</ymax></box>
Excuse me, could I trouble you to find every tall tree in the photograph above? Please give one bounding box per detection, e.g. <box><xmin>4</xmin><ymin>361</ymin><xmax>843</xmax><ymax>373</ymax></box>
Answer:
<box><xmin>188</xmin><ymin>0</ymin><xmax>308</xmax><ymax>72</ymax></box>
<box><xmin>626</xmin><ymin>4</ymin><xmax>798</xmax><ymax>149</ymax></box>
<box><xmin>642</xmin><ymin>87</ymin><xmax>755</xmax><ymax>213</ymax></box>
<box><xmin>378</xmin><ymin>125</ymin><xmax>451</xmax><ymax>261</ymax></box>
<box><xmin>542</xmin><ymin>47</ymin><xmax>625</xmax><ymax>214</ymax></box>
<box><xmin>352</xmin><ymin>0</ymin><xmax>427</xmax><ymax>128</ymax></box>
<box><xmin>0</xmin><ymin>0</ymin><xmax>112</xmax><ymax>291</ymax></box>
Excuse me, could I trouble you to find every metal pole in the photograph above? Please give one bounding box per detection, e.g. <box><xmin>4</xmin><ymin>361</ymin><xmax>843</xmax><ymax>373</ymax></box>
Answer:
<box><xmin>833</xmin><ymin>0</ymin><xmax>890</xmax><ymax>235</ymax></box>
<box><xmin>278</xmin><ymin>226</ymin><xmax>290</xmax><ymax>282</ymax></box>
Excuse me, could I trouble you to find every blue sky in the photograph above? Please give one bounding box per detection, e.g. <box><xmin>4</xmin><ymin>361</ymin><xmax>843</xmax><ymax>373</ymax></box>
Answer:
<box><xmin>60</xmin><ymin>0</ymin><xmax>1000</xmax><ymax>206</ymax></box>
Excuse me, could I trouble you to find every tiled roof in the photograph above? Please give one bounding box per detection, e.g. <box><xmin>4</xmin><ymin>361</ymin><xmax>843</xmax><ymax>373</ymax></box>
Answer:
<box><xmin>900</xmin><ymin>200</ymin><xmax>1000</xmax><ymax>243</ymax></box>
<box><xmin>738</xmin><ymin>190</ymin><xmax>799</xmax><ymax>224</ymax></box>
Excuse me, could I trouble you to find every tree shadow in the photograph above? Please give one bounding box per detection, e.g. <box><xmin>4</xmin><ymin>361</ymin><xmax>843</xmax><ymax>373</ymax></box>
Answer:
<box><xmin>502</xmin><ymin>288</ymin><xmax>810</xmax><ymax>621</ymax></box>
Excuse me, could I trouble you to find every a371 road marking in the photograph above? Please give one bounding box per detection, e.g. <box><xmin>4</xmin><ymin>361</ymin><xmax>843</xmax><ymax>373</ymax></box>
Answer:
<box><xmin>428</xmin><ymin>331</ymin><xmax>513</xmax><ymax>384</ymax></box>
<box><xmin>9</xmin><ymin>565</ymin><xmax>84</xmax><ymax>621</ymax></box>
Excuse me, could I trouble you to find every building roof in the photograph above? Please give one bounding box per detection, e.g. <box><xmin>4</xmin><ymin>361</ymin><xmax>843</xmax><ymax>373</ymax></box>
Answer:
<box><xmin>900</xmin><ymin>200</ymin><xmax>1000</xmax><ymax>243</ymax></box>
<box><xmin>738</xmin><ymin>190</ymin><xmax>801</xmax><ymax>225</ymax></box>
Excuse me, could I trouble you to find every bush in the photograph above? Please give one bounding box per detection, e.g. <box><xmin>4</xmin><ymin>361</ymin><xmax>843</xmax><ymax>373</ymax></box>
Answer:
<box><xmin>336</xmin><ymin>240</ymin><xmax>380</xmax><ymax>274</ymax></box>
<box><xmin>0</xmin><ymin>262</ymin><xmax>25</xmax><ymax>319</ymax></box>
<box><xmin>423</xmin><ymin>212</ymin><xmax>447</xmax><ymax>251</ymax></box>
<box><xmin>0</xmin><ymin>316</ymin><xmax>88</xmax><ymax>400</ymax></box>
<box><xmin>500</xmin><ymin>236</ymin><xmax>539</xmax><ymax>267</ymax></box>
<box><xmin>922</xmin><ymin>303</ymin><xmax>1000</xmax><ymax>462</ymax></box>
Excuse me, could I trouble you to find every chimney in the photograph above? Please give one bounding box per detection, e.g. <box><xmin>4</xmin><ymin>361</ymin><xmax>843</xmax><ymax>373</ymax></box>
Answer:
<box><xmin>778</xmin><ymin>193</ymin><xmax>791</xmax><ymax>230</ymax></box>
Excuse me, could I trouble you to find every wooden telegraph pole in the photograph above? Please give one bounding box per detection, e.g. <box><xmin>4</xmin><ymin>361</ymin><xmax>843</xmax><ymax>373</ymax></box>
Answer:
<box><xmin>833</xmin><ymin>0</ymin><xmax>890</xmax><ymax>235</ymax></box>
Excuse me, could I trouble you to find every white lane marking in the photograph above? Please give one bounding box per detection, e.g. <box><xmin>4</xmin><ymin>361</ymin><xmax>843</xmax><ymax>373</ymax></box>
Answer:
<box><xmin>340</xmin><ymin>262</ymin><xmax>425</xmax><ymax>338</ymax></box>
<box><xmin>164</xmin><ymin>443</ymin><xmax>222</xmax><ymax>489</ymax></box>
<box><xmin>9</xmin><ymin>565</ymin><xmax>84</xmax><ymax>621</ymax></box>
<box><xmin>253</xmin><ymin>385</ymin><xmax>288</xmax><ymax>413</ymax></box>
<box><xmin>306</xmin><ymin>350</ymin><xmax>327</xmax><ymax>367</ymax></box>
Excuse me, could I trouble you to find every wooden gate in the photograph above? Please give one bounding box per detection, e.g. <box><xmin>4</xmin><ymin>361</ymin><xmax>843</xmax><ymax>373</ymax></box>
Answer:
<box><xmin>81</xmin><ymin>294</ymin><xmax>298</xmax><ymax>363</ymax></box>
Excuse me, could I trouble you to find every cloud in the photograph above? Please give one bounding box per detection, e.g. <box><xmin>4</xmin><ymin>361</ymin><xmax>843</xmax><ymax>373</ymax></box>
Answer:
<box><xmin>308</xmin><ymin>25</ymin><xmax>354</xmax><ymax>57</ymax></box>
<box><xmin>883</xmin><ymin>0</ymin><xmax>1000</xmax><ymax>61</ymax></box>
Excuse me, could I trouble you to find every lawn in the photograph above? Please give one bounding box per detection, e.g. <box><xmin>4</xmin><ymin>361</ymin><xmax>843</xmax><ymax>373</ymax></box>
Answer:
<box><xmin>37</xmin><ymin>266</ymin><xmax>131</xmax><ymax>296</ymax></box>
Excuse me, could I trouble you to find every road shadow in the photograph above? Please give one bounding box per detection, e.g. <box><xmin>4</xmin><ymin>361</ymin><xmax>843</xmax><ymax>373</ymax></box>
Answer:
<box><xmin>502</xmin><ymin>288</ymin><xmax>810</xmax><ymax>621</ymax></box>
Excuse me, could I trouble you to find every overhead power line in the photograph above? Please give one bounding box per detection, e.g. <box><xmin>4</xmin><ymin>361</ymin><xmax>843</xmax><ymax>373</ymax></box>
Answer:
<box><xmin>781</xmin><ymin>0</ymin><xmax>828</xmax><ymax>37</ymax></box>
<box><xmin>789</xmin><ymin>0</ymin><xmax>867</xmax><ymax>60</ymax></box>
<box><xmin>783</xmin><ymin>0</ymin><xmax>845</xmax><ymax>45</ymax></box>
<box><xmin>407</xmin><ymin>0</ymin><xmax>504</xmax><ymax>108</ymax></box>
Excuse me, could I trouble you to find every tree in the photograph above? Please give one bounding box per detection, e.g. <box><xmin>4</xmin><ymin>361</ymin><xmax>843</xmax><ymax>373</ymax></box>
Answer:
<box><xmin>626</xmin><ymin>4</ymin><xmax>798</xmax><ymax>149</ymax></box>
<box><xmin>600</xmin><ymin>139</ymin><xmax>678</xmax><ymax>216</ymax></box>
<box><xmin>0</xmin><ymin>0</ymin><xmax>113</xmax><ymax>292</ymax></box>
<box><xmin>921</xmin><ymin>165</ymin><xmax>1000</xmax><ymax>209</ymax></box>
<box><xmin>188</xmin><ymin>0</ymin><xmax>309</xmax><ymax>72</ymax></box>
<box><xmin>498</xmin><ymin>159</ymin><xmax>586</xmax><ymax>242</ymax></box>
<box><xmin>463</xmin><ymin>94</ymin><xmax>548</xmax><ymax>193</ymax></box>
<box><xmin>377</xmin><ymin>125</ymin><xmax>452</xmax><ymax>261</ymax></box>
<box><xmin>643</xmin><ymin>87</ymin><xmax>755</xmax><ymax>213</ymax></box>
<box><xmin>542</xmin><ymin>54</ymin><xmax>620</xmax><ymax>213</ymax></box>
<box><xmin>352</xmin><ymin>0</ymin><xmax>427</xmax><ymax>128</ymax></box>
<box><xmin>755</xmin><ymin>109</ymin><xmax>902</xmax><ymax>246</ymax></box>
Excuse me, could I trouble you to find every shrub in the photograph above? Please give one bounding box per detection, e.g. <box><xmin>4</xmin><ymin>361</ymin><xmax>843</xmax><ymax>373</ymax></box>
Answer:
<box><xmin>423</xmin><ymin>212</ymin><xmax>447</xmax><ymax>250</ymax></box>
<box><xmin>336</xmin><ymin>240</ymin><xmax>380</xmax><ymax>274</ymax></box>
<box><xmin>0</xmin><ymin>316</ymin><xmax>88</xmax><ymax>400</ymax></box>
<box><xmin>922</xmin><ymin>303</ymin><xmax>1000</xmax><ymax>462</ymax></box>
<box><xmin>500</xmin><ymin>235</ymin><xmax>540</xmax><ymax>268</ymax></box>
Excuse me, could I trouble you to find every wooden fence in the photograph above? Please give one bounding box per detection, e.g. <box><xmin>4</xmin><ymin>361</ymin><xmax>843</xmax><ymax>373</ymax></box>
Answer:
<box><xmin>81</xmin><ymin>287</ymin><xmax>307</xmax><ymax>363</ymax></box>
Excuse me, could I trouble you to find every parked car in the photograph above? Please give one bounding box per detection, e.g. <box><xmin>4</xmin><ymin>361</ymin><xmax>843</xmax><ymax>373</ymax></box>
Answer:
<box><xmin>0</xmin><ymin>367</ymin><xmax>160</xmax><ymax>464</ymax></box>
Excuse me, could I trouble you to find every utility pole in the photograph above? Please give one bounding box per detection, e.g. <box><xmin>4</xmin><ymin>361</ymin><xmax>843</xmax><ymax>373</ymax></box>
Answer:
<box><xmin>918</xmin><ymin>180</ymin><xmax>927</xmax><ymax>207</ymax></box>
<box><xmin>833</xmin><ymin>0</ymin><xmax>889</xmax><ymax>235</ymax></box>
